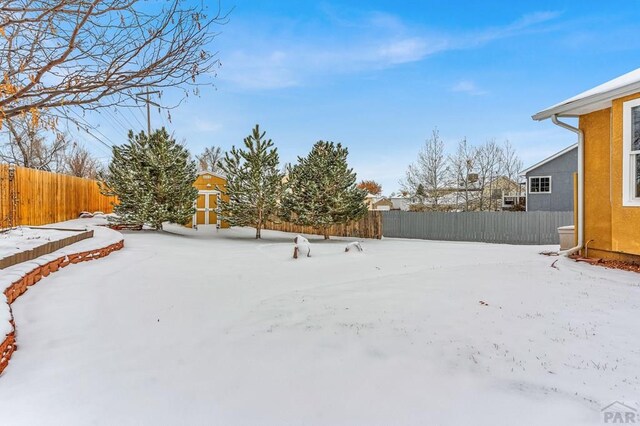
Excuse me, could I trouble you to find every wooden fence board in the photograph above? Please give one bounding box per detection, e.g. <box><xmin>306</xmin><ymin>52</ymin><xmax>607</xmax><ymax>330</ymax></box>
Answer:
<box><xmin>0</xmin><ymin>164</ymin><xmax>117</xmax><ymax>227</ymax></box>
<box><xmin>264</xmin><ymin>211</ymin><xmax>383</xmax><ymax>239</ymax></box>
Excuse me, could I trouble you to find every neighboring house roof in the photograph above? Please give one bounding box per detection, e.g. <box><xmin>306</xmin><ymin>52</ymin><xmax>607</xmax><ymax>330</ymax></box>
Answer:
<box><xmin>532</xmin><ymin>67</ymin><xmax>640</xmax><ymax>120</ymax></box>
<box><xmin>520</xmin><ymin>144</ymin><xmax>578</xmax><ymax>175</ymax></box>
<box><xmin>373</xmin><ymin>198</ymin><xmax>393</xmax><ymax>207</ymax></box>
<box><xmin>389</xmin><ymin>197</ymin><xmax>410</xmax><ymax>210</ymax></box>
<box><xmin>485</xmin><ymin>176</ymin><xmax>520</xmax><ymax>188</ymax></box>
<box><xmin>437</xmin><ymin>192</ymin><xmax>464</xmax><ymax>205</ymax></box>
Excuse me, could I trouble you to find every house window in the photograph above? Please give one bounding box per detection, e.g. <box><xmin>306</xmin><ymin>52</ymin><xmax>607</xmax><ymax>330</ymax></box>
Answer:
<box><xmin>623</xmin><ymin>98</ymin><xmax>640</xmax><ymax>206</ymax></box>
<box><xmin>529</xmin><ymin>176</ymin><xmax>551</xmax><ymax>193</ymax></box>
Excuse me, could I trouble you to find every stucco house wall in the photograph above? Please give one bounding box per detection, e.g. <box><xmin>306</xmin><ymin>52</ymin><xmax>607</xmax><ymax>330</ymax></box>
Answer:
<box><xmin>580</xmin><ymin>93</ymin><xmax>640</xmax><ymax>261</ymax></box>
<box><xmin>532</xmin><ymin>67</ymin><xmax>640</xmax><ymax>261</ymax></box>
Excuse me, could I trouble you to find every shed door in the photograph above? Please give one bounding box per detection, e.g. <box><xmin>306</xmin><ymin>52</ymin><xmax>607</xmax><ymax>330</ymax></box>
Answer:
<box><xmin>194</xmin><ymin>191</ymin><xmax>220</xmax><ymax>226</ymax></box>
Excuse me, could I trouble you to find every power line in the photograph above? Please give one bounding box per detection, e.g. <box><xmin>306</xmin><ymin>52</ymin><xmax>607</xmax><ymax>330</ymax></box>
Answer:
<box><xmin>159</xmin><ymin>106</ymin><xmax>168</xmax><ymax>130</ymax></box>
<box><xmin>132</xmin><ymin>106</ymin><xmax>147</xmax><ymax>131</ymax></box>
<box><xmin>68</xmin><ymin>109</ymin><xmax>117</xmax><ymax>151</ymax></box>
<box><xmin>100</xmin><ymin>109</ymin><xmax>131</xmax><ymax>139</ymax></box>
<box><xmin>117</xmin><ymin>108</ymin><xmax>141</xmax><ymax>132</ymax></box>
<box><xmin>122</xmin><ymin>103</ymin><xmax>146</xmax><ymax>133</ymax></box>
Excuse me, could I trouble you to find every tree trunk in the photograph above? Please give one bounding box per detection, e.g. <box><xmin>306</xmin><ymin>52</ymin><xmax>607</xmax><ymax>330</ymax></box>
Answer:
<box><xmin>323</xmin><ymin>228</ymin><xmax>330</xmax><ymax>240</ymax></box>
<box><xmin>256</xmin><ymin>212</ymin><xmax>262</xmax><ymax>239</ymax></box>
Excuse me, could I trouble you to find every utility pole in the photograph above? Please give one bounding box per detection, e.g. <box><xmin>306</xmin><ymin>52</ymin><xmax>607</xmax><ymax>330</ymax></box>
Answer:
<box><xmin>135</xmin><ymin>90</ymin><xmax>160</xmax><ymax>135</ymax></box>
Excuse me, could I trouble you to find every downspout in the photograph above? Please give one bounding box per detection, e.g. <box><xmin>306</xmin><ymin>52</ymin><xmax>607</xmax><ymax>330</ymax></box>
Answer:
<box><xmin>551</xmin><ymin>114</ymin><xmax>584</xmax><ymax>256</ymax></box>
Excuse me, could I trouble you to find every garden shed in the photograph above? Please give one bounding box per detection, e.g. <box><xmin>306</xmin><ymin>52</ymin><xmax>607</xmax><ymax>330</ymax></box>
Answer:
<box><xmin>190</xmin><ymin>172</ymin><xmax>229</xmax><ymax>228</ymax></box>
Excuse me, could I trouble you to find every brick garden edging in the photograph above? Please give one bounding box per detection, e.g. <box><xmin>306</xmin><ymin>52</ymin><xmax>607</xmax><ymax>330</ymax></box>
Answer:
<box><xmin>0</xmin><ymin>239</ymin><xmax>124</xmax><ymax>375</ymax></box>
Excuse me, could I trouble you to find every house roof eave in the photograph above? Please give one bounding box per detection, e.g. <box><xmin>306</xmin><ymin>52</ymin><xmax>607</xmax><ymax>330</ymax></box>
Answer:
<box><xmin>532</xmin><ymin>72</ymin><xmax>640</xmax><ymax>121</ymax></box>
<box><xmin>519</xmin><ymin>143</ymin><xmax>578</xmax><ymax>176</ymax></box>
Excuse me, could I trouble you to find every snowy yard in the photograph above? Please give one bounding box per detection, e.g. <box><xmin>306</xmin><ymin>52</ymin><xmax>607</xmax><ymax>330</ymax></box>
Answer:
<box><xmin>1</xmin><ymin>221</ymin><xmax>639</xmax><ymax>425</ymax></box>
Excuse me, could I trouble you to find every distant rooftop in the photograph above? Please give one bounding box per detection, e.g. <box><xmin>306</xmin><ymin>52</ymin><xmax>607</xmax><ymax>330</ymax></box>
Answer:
<box><xmin>532</xmin><ymin>68</ymin><xmax>640</xmax><ymax>120</ymax></box>
<box><xmin>520</xmin><ymin>144</ymin><xmax>577</xmax><ymax>175</ymax></box>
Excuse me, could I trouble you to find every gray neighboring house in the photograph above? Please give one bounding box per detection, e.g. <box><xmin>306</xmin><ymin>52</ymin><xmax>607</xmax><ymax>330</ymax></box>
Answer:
<box><xmin>521</xmin><ymin>144</ymin><xmax>577</xmax><ymax>212</ymax></box>
<box><xmin>389</xmin><ymin>195</ymin><xmax>421</xmax><ymax>211</ymax></box>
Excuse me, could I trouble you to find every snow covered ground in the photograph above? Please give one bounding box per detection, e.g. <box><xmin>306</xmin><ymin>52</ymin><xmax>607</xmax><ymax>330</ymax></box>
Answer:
<box><xmin>0</xmin><ymin>222</ymin><xmax>122</xmax><ymax>345</ymax></box>
<box><xmin>1</xmin><ymin>221</ymin><xmax>639</xmax><ymax>425</ymax></box>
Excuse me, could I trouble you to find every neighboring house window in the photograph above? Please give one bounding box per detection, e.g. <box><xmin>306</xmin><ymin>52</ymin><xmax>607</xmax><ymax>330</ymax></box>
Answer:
<box><xmin>529</xmin><ymin>176</ymin><xmax>551</xmax><ymax>193</ymax></box>
<box><xmin>623</xmin><ymin>98</ymin><xmax>640</xmax><ymax>206</ymax></box>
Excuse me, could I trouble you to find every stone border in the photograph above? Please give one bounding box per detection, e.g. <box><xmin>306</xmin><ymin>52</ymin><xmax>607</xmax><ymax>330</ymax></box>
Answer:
<box><xmin>0</xmin><ymin>239</ymin><xmax>124</xmax><ymax>375</ymax></box>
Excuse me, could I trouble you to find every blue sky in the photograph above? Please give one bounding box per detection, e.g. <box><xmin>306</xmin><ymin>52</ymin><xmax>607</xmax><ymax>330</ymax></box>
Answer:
<box><xmin>85</xmin><ymin>1</ymin><xmax>640</xmax><ymax>194</ymax></box>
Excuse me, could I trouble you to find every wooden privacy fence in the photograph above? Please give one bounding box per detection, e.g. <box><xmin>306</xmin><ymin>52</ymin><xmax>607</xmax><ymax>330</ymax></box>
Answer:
<box><xmin>264</xmin><ymin>211</ymin><xmax>383</xmax><ymax>239</ymax></box>
<box><xmin>382</xmin><ymin>210</ymin><xmax>574</xmax><ymax>245</ymax></box>
<box><xmin>0</xmin><ymin>164</ymin><xmax>117</xmax><ymax>227</ymax></box>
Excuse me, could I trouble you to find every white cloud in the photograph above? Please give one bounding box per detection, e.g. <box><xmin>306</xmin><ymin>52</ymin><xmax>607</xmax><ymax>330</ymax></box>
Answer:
<box><xmin>220</xmin><ymin>50</ymin><xmax>300</xmax><ymax>90</ymax></box>
<box><xmin>219</xmin><ymin>10</ymin><xmax>562</xmax><ymax>90</ymax></box>
<box><xmin>377</xmin><ymin>38</ymin><xmax>435</xmax><ymax>64</ymax></box>
<box><xmin>451</xmin><ymin>80</ymin><xmax>488</xmax><ymax>96</ymax></box>
<box><xmin>193</xmin><ymin>119</ymin><xmax>223</xmax><ymax>133</ymax></box>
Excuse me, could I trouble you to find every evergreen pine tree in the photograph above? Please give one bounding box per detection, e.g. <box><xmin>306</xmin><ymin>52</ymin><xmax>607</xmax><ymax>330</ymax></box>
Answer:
<box><xmin>100</xmin><ymin>128</ymin><xmax>198</xmax><ymax>230</ymax></box>
<box><xmin>218</xmin><ymin>124</ymin><xmax>284</xmax><ymax>239</ymax></box>
<box><xmin>281</xmin><ymin>141</ymin><xmax>367</xmax><ymax>239</ymax></box>
<box><xmin>415</xmin><ymin>183</ymin><xmax>426</xmax><ymax>202</ymax></box>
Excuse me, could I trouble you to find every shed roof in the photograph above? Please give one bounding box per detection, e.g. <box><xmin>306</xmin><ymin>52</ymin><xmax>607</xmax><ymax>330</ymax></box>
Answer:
<box><xmin>532</xmin><ymin>68</ymin><xmax>640</xmax><ymax>120</ymax></box>
<box><xmin>198</xmin><ymin>171</ymin><xmax>226</xmax><ymax>180</ymax></box>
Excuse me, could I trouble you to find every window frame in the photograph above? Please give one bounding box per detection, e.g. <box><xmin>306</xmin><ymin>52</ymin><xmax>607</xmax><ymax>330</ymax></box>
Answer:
<box><xmin>528</xmin><ymin>176</ymin><xmax>552</xmax><ymax>194</ymax></box>
<box><xmin>622</xmin><ymin>98</ymin><xmax>640</xmax><ymax>207</ymax></box>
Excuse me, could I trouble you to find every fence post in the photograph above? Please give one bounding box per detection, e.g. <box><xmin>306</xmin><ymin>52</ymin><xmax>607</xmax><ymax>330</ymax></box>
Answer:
<box><xmin>8</xmin><ymin>163</ymin><xmax>16</xmax><ymax>228</ymax></box>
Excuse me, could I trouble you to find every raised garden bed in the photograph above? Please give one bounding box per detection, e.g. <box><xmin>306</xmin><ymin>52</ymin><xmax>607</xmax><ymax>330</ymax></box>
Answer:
<box><xmin>0</xmin><ymin>228</ymin><xmax>94</xmax><ymax>269</ymax></box>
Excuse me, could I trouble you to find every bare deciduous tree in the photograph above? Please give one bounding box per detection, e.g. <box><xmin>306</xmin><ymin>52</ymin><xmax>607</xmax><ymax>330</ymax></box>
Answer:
<box><xmin>0</xmin><ymin>114</ymin><xmax>102</xmax><ymax>178</ymax></box>
<box><xmin>476</xmin><ymin>139</ymin><xmax>504</xmax><ymax>211</ymax></box>
<box><xmin>501</xmin><ymin>140</ymin><xmax>523</xmax><ymax>195</ymax></box>
<box><xmin>64</xmin><ymin>143</ymin><xmax>101</xmax><ymax>178</ymax></box>
<box><xmin>0</xmin><ymin>116</ymin><xmax>67</xmax><ymax>170</ymax></box>
<box><xmin>402</xmin><ymin>128</ymin><xmax>450</xmax><ymax>208</ymax></box>
<box><xmin>401</xmin><ymin>130</ymin><xmax>526</xmax><ymax>212</ymax></box>
<box><xmin>0</xmin><ymin>0</ymin><xmax>229</xmax><ymax>124</ymax></box>
<box><xmin>196</xmin><ymin>146</ymin><xmax>223</xmax><ymax>173</ymax></box>
<box><xmin>449</xmin><ymin>137</ymin><xmax>477</xmax><ymax>211</ymax></box>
